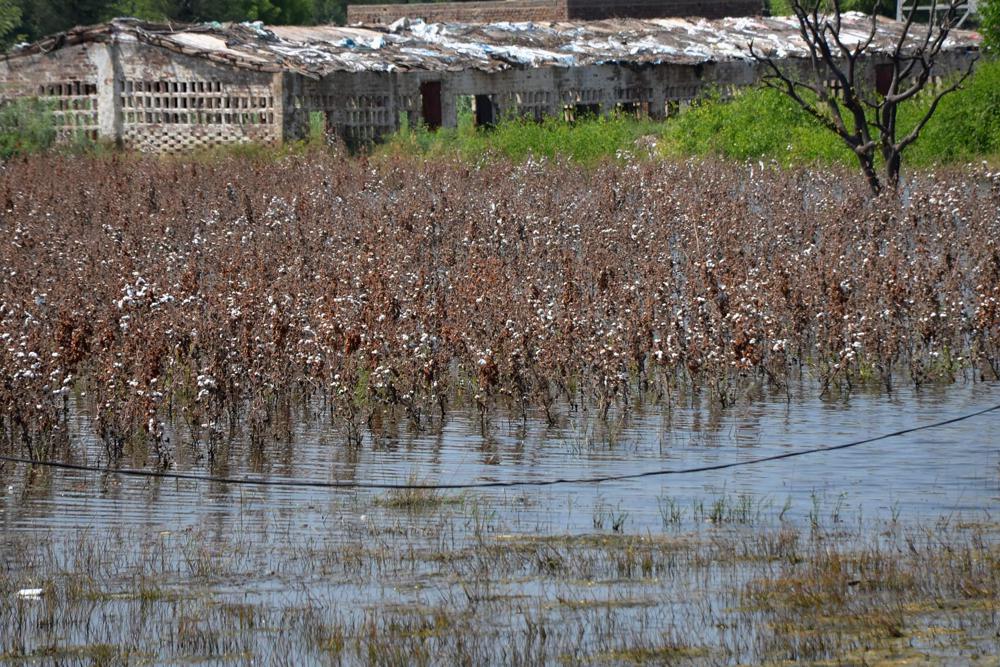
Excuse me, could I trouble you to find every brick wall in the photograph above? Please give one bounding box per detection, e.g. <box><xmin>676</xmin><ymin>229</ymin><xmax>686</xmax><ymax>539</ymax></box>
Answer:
<box><xmin>566</xmin><ymin>0</ymin><xmax>761</xmax><ymax>19</ymax></box>
<box><xmin>347</xmin><ymin>0</ymin><xmax>568</xmax><ymax>24</ymax></box>
<box><xmin>346</xmin><ymin>0</ymin><xmax>761</xmax><ymax>24</ymax></box>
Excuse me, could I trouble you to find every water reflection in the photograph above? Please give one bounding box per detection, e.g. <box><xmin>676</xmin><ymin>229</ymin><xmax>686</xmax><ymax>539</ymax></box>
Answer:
<box><xmin>2</xmin><ymin>383</ymin><xmax>997</xmax><ymax>540</ymax></box>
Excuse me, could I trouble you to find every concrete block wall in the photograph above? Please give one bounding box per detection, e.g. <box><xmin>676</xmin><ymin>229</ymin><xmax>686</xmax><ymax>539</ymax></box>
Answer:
<box><xmin>347</xmin><ymin>0</ymin><xmax>568</xmax><ymax>25</ymax></box>
<box><xmin>388</xmin><ymin>59</ymin><xmax>762</xmax><ymax>126</ymax></box>
<box><xmin>0</xmin><ymin>43</ymin><xmax>102</xmax><ymax>141</ymax></box>
<box><xmin>116</xmin><ymin>42</ymin><xmax>281</xmax><ymax>153</ymax></box>
<box><xmin>283</xmin><ymin>70</ymin><xmax>401</xmax><ymax>147</ymax></box>
<box><xmin>0</xmin><ymin>40</ymin><xmax>283</xmax><ymax>152</ymax></box>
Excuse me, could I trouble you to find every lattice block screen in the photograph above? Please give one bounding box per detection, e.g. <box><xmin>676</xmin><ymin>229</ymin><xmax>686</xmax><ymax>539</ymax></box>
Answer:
<box><xmin>293</xmin><ymin>91</ymin><xmax>397</xmax><ymax>143</ymax></box>
<box><xmin>120</xmin><ymin>78</ymin><xmax>278</xmax><ymax>151</ymax></box>
<box><xmin>560</xmin><ymin>88</ymin><xmax>604</xmax><ymax>105</ymax></box>
<box><xmin>559</xmin><ymin>88</ymin><xmax>604</xmax><ymax>120</ymax></box>
<box><xmin>663</xmin><ymin>83</ymin><xmax>703</xmax><ymax>100</ymax></box>
<box><xmin>499</xmin><ymin>90</ymin><xmax>552</xmax><ymax>121</ymax></box>
<box><xmin>342</xmin><ymin>94</ymin><xmax>395</xmax><ymax>142</ymax></box>
<box><xmin>612</xmin><ymin>86</ymin><xmax>653</xmax><ymax>117</ymax></box>
<box><xmin>122</xmin><ymin>124</ymin><xmax>275</xmax><ymax>153</ymax></box>
<box><xmin>37</xmin><ymin>81</ymin><xmax>99</xmax><ymax>140</ymax></box>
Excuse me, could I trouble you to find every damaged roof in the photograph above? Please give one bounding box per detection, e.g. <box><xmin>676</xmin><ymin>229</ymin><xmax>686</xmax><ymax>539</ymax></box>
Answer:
<box><xmin>4</xmin><ymin>13</ymin><xmax>982</xmax><ymax>77</ymax></box>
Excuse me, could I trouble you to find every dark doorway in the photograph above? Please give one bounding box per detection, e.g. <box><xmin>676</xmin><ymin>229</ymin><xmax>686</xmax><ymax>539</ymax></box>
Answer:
<box><xmin>574</xmin><ymin>103</ymin><xmax>601</xmax><ymax>120</ymax></box>
<box><xmin>421</xmin><ymin>81</ymin><xmax>442</xmax><ymax>130</ymax></box>
<box><xmin>474</xmin><ymin>94</ymin><xmax>496</xmax><ymax>128</ymax></box>
<box><xmin>875</xmin><ymin>63</ymin><xmax>895</xmax><ymax>97</ymax></box>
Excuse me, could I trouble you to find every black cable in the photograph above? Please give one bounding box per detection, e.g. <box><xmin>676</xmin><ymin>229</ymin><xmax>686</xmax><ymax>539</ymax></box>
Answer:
<box><xmin>0</xmin><ymin>402</ymin><xmax>997</xmax><ymax>491</ymax></box>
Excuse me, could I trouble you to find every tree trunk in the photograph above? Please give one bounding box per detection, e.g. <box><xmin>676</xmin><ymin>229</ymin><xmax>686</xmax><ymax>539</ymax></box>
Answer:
<box><xmin>884</xmin><ymin>149</ymin><xmax>902</xmax><ymax>193</ymax></box>
<box><xmin>856</xmin><ymin>151</ymin><xmax>882</xmax><ymax>195</ymax></box>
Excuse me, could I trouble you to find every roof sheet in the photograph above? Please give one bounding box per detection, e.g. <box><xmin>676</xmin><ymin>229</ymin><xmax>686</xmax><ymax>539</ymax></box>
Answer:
<box><xmin>5</xmin><ymin>14</ymin><xmax>981</xmax><ymax>77</ymax></box>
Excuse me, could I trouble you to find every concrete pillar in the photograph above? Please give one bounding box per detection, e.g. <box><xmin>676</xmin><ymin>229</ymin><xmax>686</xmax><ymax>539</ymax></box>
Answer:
<box><xmin>650</xmin><ymin>87</ymin><xmax>666</xmax><ymax>121</ymax></box>
<box><xmin>441</xmin><ymin>80</ymin><xmax>457</xmax><ymax>129</ymax></box>
<box><xmin>271</xmin><ymin>71</ymin><xmax>284</xmax><ymax>144</ymax></box>
<box><xmin>91</xmin><ymin>42</ymin><xmax>122</xmax><ymax>144</ymax></box>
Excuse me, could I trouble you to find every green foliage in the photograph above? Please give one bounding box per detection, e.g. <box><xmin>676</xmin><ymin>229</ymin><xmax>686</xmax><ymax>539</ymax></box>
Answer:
<box><xmin>659</xmin><ymin>60</ymin><xmax>1000</xmax><ymax>168</ymax></box>
<box><xmin>766</xmin><ymin>0</ymin><xmax>896</xmax><ymax>17</ymax></box>
<box><xmin>901</xmin><ymin>59</ymin><xmax>1000</xmax><ymax>164</ymax></box>
<box><xmin>1</xmin><ymin>1</ymin><xmax>462</xmax><ymax>45</ymax></box>
<box><xmin>0</xmin><ymin>0</ymin><xmax>533</xmax><ymax>45</ymax></box>
<box><xmin>981</xmin><ymin>0</ymin><xmax>1000</xmax><ymax>53</ymax></box>
<box><xmin>658</xmin><ymin>88</ymin><xmax>853</xmax><ymax>166</ymax></box>
<box><xmin>379</xmin><ymin>109</ymin><xmax>664</xmax><ymax>166</ymax></box>
<box><xmin>767</xmin><ymin>0</ymin><xmax>795</xmax><ymax>15</ymax></box>
<box><xmin>840</xmin><ymin>0</ymin><xmax>895</xmax><ymax>17</ymax></box>
<box><xmin>378</xmin><ymin>60</ymin><xmax>1000</xmax><ymax>169</ymax></box>
<box><xmin>0</xmin><ymin>97</ymin><xmax>57</xmax><ymax>159</ymax></box>
<box><xmin>106</xmin><ymin>0</ymin><xmax>170</xmax><ymax>21</ymax></box>
<box><xmin>0</xmin><ymin>0</ymin><xmax>22</xmax><ymax>48</ymax></box>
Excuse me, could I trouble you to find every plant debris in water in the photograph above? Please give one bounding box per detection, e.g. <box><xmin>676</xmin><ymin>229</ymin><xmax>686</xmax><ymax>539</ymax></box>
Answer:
<box><xmin>0</xmin><ymin>501</ymin><xmax>996</xmax><ymax>665</ymax></box>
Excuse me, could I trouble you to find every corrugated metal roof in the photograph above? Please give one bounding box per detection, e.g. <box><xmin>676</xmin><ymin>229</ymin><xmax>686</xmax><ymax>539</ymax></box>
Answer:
<box><xmin>5</xmin><ymin>14</ymin><xmax>981</xmax><ymax>77</ymax></box>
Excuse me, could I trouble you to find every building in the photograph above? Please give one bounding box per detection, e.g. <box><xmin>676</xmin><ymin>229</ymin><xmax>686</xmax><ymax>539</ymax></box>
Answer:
<box><xmin>0</xmin><ymin>14</ymin><xmax>980</xmax><ymax>153</ymax></box>
<box><xmin>346</xmin><ymin>0</ymin><xmax>762</xmax><ymax>25</ymax></box>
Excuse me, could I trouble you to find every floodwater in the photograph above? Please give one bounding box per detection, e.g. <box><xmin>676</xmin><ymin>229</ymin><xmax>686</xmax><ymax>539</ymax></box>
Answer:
<box><xmin>1</xmin><ymin>382</ymin><xmax>998</xmax><ymax>664</ymax></box>
<box><xmin>4</xmin><ymin>383</ymin><xmax>998</xmax><ymax>538</ymax></box>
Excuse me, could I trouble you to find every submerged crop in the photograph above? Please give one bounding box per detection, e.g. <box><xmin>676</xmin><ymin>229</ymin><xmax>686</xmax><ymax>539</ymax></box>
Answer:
<box><xmin>0</xmin><ymin>154</ymin><xmax>998</xmax><ymax>462</ymax></box>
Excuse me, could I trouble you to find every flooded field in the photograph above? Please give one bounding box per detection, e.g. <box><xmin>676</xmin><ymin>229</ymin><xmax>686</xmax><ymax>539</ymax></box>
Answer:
<box><xmin>1</xmin><ymin>155</ymin><xmax>999</xmax><ymax>663</ymax></box>
<box><xmin>1</xmin><ymin>383</ymin><xmax>998</xmax><ymax>665</ymax></box>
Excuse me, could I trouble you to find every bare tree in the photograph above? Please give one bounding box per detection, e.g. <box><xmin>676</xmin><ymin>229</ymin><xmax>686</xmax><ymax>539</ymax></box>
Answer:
<box><xmin>750</xmin><ymin>0</ymin><xmax>977</xmax><ymax>195</ymax></box>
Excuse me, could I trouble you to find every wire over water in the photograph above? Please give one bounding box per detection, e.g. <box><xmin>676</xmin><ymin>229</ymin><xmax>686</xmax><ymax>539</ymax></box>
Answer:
<box><xmin>1</xmin><ymin>403</ymin><xmax>998</xmax><ymax>491</ymax></box>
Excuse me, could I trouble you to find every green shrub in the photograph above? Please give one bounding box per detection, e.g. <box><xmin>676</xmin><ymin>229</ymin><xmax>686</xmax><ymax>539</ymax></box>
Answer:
<box><xmin>378</xmin><ymin>110</ymin><xmax>662</xmax><ymax>166</ymax></box>
<box><xmin>0</xmin><ymin>97</ymin><xmax>57</xmax><ymax>159</ymax></box>
<box><xmin>981</xmin><ymin>0</ymin><xmax>1000</xmax><ymax>53</ymax></box>
<box><xmin>767</xmin><ymin>0</ymin><xmax>795</xmax><ymax>15</ymax></box>
<box><xmin>900</xmin><ymin>58</ymin><xmax>1000</xmax><ymax>165</ymax></box>
<box><xmin>766</xmin><ymin>0</ymin><xmax>895</xmax><ymax>17</ymax></box>
<box><xmin>657</xmin><ymin>87</ymin><xmax>853</xmax><ymax>166</ymax></box>
<box><xmin>658</xmin><ymin>59</ymin><xmax>1000</xmax><ymax>169</ymax></box>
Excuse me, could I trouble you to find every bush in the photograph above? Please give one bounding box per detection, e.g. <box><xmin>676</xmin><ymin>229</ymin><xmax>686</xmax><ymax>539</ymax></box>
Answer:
<box><xmin>375</xmin><ymin>59</ymin><xmax>1000</xmax><ymax>169</ymax></box>
<box><xmin>658</xmin><ymin>59</ymin><xmax>1000</xmax><ymax>168</ymax></box>
<box><xmin>657</xmin><ymin>87</ymin><xmax>853</xmax><ymax>165</ymax></box>
<box><xmin>900</xmin><ymin>58</ymin><xmax>1000</xmax><ymax>164</ymax></box>
<box><xmin>0</xmin><ymin>98</ymin><xmax>57</xmax><ymax>159</ymax></box>
<box><xmin>378</xmin><ymin>110</ymin><xmax>662</xmax><ymax>165</ymax></box>
<box><xmin>981</xmin><ymin>0</ymin><xmax>1000</xmax><ymax>53</ymax></box>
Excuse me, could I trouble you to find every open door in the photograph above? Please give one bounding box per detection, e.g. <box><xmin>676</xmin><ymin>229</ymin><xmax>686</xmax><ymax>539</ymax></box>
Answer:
<box><xmin>474</xmin><ymin>94</ymin><xmax>496</xmax><ymax>128</ymax></box>
<box><xmin>420</xmin><ymin>81</ymin><xmax>442</xmax><ymax>130</ymax></box>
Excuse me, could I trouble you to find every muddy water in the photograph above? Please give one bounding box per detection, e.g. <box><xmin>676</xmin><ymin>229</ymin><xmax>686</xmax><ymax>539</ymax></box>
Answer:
<box><xmin>0</xmin><ymin>384</ymin><xmax>998</xmax><ymax>664</ymax></box>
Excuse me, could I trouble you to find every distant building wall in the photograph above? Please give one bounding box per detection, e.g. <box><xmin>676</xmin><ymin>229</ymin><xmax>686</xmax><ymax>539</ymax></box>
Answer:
<box><xmin>0</xmin><ymin>40</ymin><xmax>283</xmax><ymax>152</ymax></box>
<box><xmin>346</xmin><ymin>0</ymin><xmax>762</xmax><ymax>24</ymax></box>
<box><xmin>115</xmin><ymin>41</ymin><xmax>282</xmax><ymax>152</ymax></box>
<box><xmin>0</xmin><ymin>29</ymin><xmax>979</xmax><ymax>153</ymax></box>
<box><xmin>0</xmin><ymin>42</ymin><xmax>102</xmax><ymax>141</ymax></box>
<box><xmin>284</xmin><ymin>57</ymin><xmax>770</xmax><ymax>150</ymax></box>
<box><xmin>347</xmin><ymin>0</ymin><xmax>568</xmax><ymax>25</ymax></box>
<box><xmin>565</xmin><ymin>0</ymin><xmax>762</xmax><ymax>20</ymax></box>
